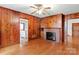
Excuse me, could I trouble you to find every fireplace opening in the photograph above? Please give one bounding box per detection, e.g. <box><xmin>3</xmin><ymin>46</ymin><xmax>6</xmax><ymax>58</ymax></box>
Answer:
<box><xmin>46</xmin><ymin>32</ymin><xmax>56</xmax><ymax>41</ymax></box>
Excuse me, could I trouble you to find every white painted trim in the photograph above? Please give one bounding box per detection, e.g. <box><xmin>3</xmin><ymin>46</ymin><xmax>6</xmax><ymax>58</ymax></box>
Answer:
<box><xmin>65</xmin><ymin>18</ymin><xmax>79</xmax><ymax>36</ymax></box>
<box><xmin>20</xmin><ymin>18</ymin><xmax>28</xmax><ymax>47</ymax></box>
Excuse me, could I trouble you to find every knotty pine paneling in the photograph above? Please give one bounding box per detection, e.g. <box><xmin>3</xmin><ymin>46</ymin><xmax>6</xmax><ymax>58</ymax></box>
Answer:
<box><xmin>72</xmin><ymin>23</ymin><xmax>79</xmax><ymax>38</ymax></box>
<box><xmin>41</xmin><ymin>14</ymin><xmax>62</xmax><ymax>28</ymax></box>
<box><xmin>0</xmin><ymin>8</ymin><xmax>1</xmax><ymax>46</ymax></box>
<box><xmin>72</xmin><ymin>23</ymin><xmax>79</xmax><ymax>47</ymax></box>
<box><xmin>18</xmin><ymin>13</ymin><xmax>40</xmax><ymax>39</ymax></box>
<box><xmin>0</xmin><ymin>7</ymin><xmax>20</xmax><ymax>47</ymax></box>
<box><xmin>33</xmin><ymin>17</ymin><xmax>40</xmax><ymax>38</ymax></box>
<box><xmin>0</xmin><ymin>7</ymin><xmax>40</xmax><ymax>47</ymax></box>
<box><xmin>65</xmin><ymin>12</ymin><xmax>79</xmax><ymax>20</ymax></box>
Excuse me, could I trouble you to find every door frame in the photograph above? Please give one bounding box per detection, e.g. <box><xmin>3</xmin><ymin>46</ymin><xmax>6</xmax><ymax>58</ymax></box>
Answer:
<box><xmin>72</xmin><ymin>23</ymin><xmax>79</xmax><ymax>38</ymax></box>
<box><xmin>20</xmin><ymin>18</ymin><xmax>28</xmax><ymax>47</ymax></box>
<box><xmin>65</xmin><ymin>19</ymin><xmax>79</xmax><ymax>44</ymax></box>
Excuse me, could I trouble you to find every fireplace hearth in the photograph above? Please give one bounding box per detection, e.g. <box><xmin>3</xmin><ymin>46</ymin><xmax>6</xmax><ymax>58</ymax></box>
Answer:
<box><xmin>46</xmin><ymin>32</ymin><xmax>56</xmax><ymax>41</ymax></box>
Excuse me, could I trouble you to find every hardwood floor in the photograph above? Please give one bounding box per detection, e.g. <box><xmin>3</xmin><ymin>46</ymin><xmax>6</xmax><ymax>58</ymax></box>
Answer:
<box><xmin>0</xmin><ymin>39</ymin><xmax>79</xmax><ymax>55</ymax></box>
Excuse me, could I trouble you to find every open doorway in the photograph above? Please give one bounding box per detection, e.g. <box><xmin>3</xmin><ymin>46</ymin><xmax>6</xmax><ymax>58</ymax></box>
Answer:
<box><xmin>72</xmin><ymin>23</ymin><xmax>79</xmax><ymax>47</ymax></box>
<box><xmin>20</xmin><ymin>19</ymin><xmax>28</xmax><ymax>47</ymax></box>
<box><xmin>65</xmin><ymin>19</ymin><xmax>79</xmax><ymax>47</ymax></box>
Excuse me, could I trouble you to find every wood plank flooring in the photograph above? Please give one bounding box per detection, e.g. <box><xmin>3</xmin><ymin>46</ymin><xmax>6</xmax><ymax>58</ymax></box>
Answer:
<box><xmin>0</xmin><ymin>39</ymin><xmax>79</xmax><ymax>55</ymax></box>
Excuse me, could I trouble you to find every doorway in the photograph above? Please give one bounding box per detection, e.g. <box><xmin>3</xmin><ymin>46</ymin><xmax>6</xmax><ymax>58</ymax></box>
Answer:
<box><xmin>65</xmin><ymin>19</ymin><xmax>79</xmax><ymax>47</ymax></box>
<box><xmin>72</xmin><ymin>23</ymin><xmax>79</xmax><ymax>47</ymax></box>
<box><xmin>20</xmin><ymin>19</ymin><xmax>28</xmax><ymax>47</ymax></box>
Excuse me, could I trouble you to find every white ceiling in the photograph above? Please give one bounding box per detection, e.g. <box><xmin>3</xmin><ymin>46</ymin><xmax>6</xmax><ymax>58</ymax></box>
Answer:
<box><xmin>0</xmin><ymin>4</ymin><xmax>79</xmax><ymax>18</ymax></box>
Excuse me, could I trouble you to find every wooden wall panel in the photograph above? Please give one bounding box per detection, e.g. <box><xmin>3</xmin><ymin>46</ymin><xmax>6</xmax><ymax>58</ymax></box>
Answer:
<box><xmin>0</xmin><ymin>7</ymin><xmax>20</xmax><ymax>47</ymax></box>
<box><xmin>18</xmin><ymin>13</ymin><xmax>40</xmax><ymax>39</ymax></box>
<box><xmin>65</xmin><ymin>13</ymin><xmax>79</xmax><ymax>20</ymax></box>
<box><xmin>33</xmin><ymin>18</ymin><xmax>40</xmax><ymax>38</ymax></box>
<box><xmin>72</xmin><ymin>23</ymin><xmax>79</xmax><ymax>47</ymax></box>
<box><xmin>41</xmin><ymin>14</ymin><xmax>62</xmax><ymax>28</ymax></box>
<box><xmin>72</xmin><ymin>23</ymin><xmax>79</xmax><ymax>38</ymax></box>
<box><xmin>0</xmin><ymin>7</ymin><xmax>40</xmax><ymax>47</ymax></box>
<box><xmin>0</xmin><ymin>8</ymin><xmax>1</xmax><ymax>46</ymax></box>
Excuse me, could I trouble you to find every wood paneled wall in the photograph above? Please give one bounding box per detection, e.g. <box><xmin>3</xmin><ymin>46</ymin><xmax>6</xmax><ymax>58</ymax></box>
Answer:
<box><xmin>0</xmin><ymin>8</ymin><xmax>1</xmax><ymax>46</ymax></box>
<box><xmin>41</xmin><ymin>14</ymin><xmax>63</xmax><ymax>28</ymax></box>
<box><xmin>72</xmin><ymin>23</ymin><xmax>79</xmax><ymax>38</ymax></box>
<box><xmin>65</xmin><ymin>12</ymin><xmax>79</xmax><ymax>20</ymax></box>
<box><xmin>0</xmin><ymin>7</ymin><xmax>20</xmax><ymax>47</ymax></box>
<box><xmin>18</xmin><ymin>13</ymin><xmax>40</xmax><ymax>39</ymax></box>
<box><xmin>72</xmin><ymin>23</ymin><xmax>79</xmax><ymax>47</ymax></box>
<box><xmin>40</xmin><ymin>14</ymin><xmax>64</xmax><ymax>43</ymax></box>
<box><xmin>0</xmin><ymin>7</ymin><xmax>40</xmax><ymax>47</ymax></box>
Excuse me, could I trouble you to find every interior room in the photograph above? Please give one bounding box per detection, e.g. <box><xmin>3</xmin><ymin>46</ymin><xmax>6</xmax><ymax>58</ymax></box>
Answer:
<box><xmin>0</xmin><ymin>4</ymin><xmax>79</xmax><ymax>55</ymax></box>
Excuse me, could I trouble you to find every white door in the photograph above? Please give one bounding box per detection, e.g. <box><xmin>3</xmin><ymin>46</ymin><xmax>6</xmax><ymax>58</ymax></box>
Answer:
<box><xmin>20</xmin><ymin>19</ymin><xmax>28</xmax><ymax>47</ymax></box>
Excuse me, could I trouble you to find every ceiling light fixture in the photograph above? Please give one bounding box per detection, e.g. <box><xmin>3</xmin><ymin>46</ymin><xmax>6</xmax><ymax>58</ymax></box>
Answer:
<box><xmin>30</xmin><ymin>4</ymin><xmax>51</xmax><ymax>15</ymax></box>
